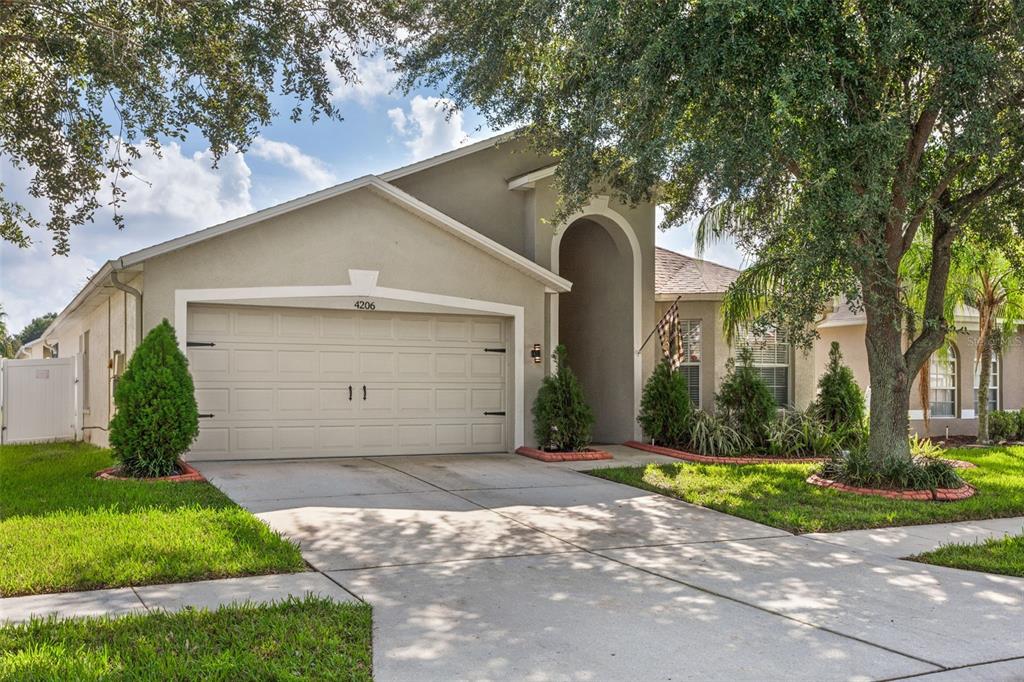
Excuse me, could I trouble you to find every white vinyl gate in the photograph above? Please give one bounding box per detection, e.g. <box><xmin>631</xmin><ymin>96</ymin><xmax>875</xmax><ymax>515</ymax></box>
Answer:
<box><xmin>0</xmin><ymin>357</ymin><xmax>79</xmax><ymax>444</ymax></box>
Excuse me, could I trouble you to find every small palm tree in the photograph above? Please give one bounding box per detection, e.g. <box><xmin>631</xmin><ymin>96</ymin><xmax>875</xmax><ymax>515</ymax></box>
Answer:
<box><xmin>961</xmin><ymin>251</ymin><xmax>1024</xmax><ymax>442</ymax></box>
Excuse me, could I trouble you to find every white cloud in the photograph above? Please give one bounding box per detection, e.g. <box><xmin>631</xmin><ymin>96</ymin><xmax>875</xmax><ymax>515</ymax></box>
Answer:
<box><xmin>388</xmin><ymin>96</ymin><xmax>475</xmax><ymax>161</ymax></box>
<box><xmin>1</xmin><ymin>142</ymin><xmax>255</xmax><ymax>330</ymax></box>
<box><xmin>249</xmin><ymin>136</ymin><xmax>337</xmax><ymax>189</ymax></box>
<box><xmin>329</xmin><ymin>52</ymin><xmax>399</xmax><ymax>105</ymax></box>
<box><xmin>654</xmin><ymin>206</ymin><xmax>747</xmax><ymax>270</ymax></box>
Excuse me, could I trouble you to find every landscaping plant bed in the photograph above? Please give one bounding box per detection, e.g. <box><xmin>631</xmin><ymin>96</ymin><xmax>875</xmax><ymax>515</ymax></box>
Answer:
<box><xmin>515</xmin><ymin>446</ymin><xmax>613</xmax><ymax>463</ymax></box>
<box><xmin>806</xmin><ymin>473</ymin><xmax>976</xmax><ymax>501</ymax></box>
<box><xmin>625</xmin><ymin>440</ymin><xmax>824</xmax><ymax>465</ymax></box>
<box><xmin>95</xmin><ymin>459</ymin><xmax>205</xmax><ymax>483</ymax></box>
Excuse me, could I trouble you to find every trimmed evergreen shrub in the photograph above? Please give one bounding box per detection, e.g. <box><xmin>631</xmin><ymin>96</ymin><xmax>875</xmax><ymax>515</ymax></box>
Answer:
<box><xmin>989</xmin><ymin>411</ymin><xmax>1019</xmax><ymax>442</ymax></box>
<box><xmin>814</xmin><ymin>342</ymin><xmax>865</xmax><ymax>437</ymax></box>
<box><xmin>715</xmin><ymin>347</ymin><xmax>776</xmax><ymax>447</ymax></box>
<box><xmin>110</xmin><ymin>320</ymin><xmax>199</xmax><ymax>477</ymax></box>
<box><xmin>638</xmin><ymin>359</ymin><xmax>693</xmax><ymax>447</ymax></box>
<box><xmin>1018</xmin><ymin>409</ymin><xmax>1024</xmax><ymax>440</ymax></box>
<box><xmin>532</xmin><ymin>344</ymin><xmax>594</xmax><ymax>452</ymax></box>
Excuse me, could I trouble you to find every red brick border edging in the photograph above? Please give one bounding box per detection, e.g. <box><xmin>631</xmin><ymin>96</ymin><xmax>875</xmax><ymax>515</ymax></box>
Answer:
<box><xmin>515</xmin><ymin>446</ymin><xmax>613</xmax><ymax>462</ymax></box>
<box><xmin>95</xmin><ymin>459</ymin><xmax>206</xmax><ymax>483</ymax></box>
<box><xmin>624</xmin><ymin>440</ymin><xmax>824</xmax><ymax>465</ymax></box>
<box><xmin>806</xmin><ymin>473</ymin><xmax>975</xmax><ymax>501</ymax></box>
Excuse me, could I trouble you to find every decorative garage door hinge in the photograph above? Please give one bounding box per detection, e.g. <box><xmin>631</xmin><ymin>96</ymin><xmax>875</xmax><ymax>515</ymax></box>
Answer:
<box><xmin>186</xmin><ymin>341</ymin><xmax>216</xmax><ymax>347</ymax></box>
<box><xmin>483</xmin><ymin>347</ymin><xmax>506</xmax><ymax>353</ymax></box>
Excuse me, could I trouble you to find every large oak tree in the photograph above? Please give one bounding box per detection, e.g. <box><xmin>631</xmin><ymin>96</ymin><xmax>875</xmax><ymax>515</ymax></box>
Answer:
<box><xmin>394</xmin><ymin>0</ymin><xmax>1024</xmax><ymax>462</ymax></box>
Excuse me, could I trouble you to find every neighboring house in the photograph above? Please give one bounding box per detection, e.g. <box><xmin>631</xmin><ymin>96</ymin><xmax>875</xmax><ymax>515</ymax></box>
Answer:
<box><xmin>817</xmin><ymin>300</ymin><xmax>1024</xmax><ymax>438</ymax></box>
<box><xmin>656</xmin><ymin>250</ymin><xmax>1024</xmax><ymax>438</ymax></box>
<box><xmin>35</xmin><ymin>133</ymin><xmax>659</xmax><ymax>458</ymax></box>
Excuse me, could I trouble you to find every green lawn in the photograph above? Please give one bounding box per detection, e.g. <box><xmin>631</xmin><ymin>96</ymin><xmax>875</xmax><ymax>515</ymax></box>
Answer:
<box><xmin>910</xmin><ymin>534</ymin><xmax>1024</xmax><ymax>577</ymax></box>
<box><xmin>0</xmin><ymin>596</ymin><xmax>372</xmax><ymax>681</ymax></box>
<box><xmin>590</xmin><ymin>445</ymin><xmax>1024</xmax><ymax>533</ymax></box>
<box><xmin>0</xmin><ymin>442</ymin><xmax>305</xmax><ymax>597</ymax></box>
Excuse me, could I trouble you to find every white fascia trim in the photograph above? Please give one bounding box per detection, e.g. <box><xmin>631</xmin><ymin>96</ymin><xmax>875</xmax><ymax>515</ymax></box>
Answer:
<box><xmin>367</xmin><ymin>180</ymin><xmax>571</xmax><ymax>293</ymax></box>
<box><xmin>507</xmin><ymin>165</ymin><xmax>557</xmax><ymax>191</ymax></box>
<box><xmin>816</xmin><ymin>319</ymin><xmax>867</xmax><ymax>329</ymax></box>
<box><xmin>551</xmin><ymin>195</ymin><xmax>644</xmax><ymax>439</ymax></box>
<box><xmin>118</xmin><ymin>176</ymin><xmax>381</xmax><ymax>268</ymax></box>
<box><xmin>380</xmin><ymin>131</ymin><xmax>519</xmax><ymax>182</ymax></box>
<box><xmin>39</xmin><ymin>260</ymin><xmax>115</xmax><ymax>345</ymax></box>
<box><xmin>655</xmin><ymin>292</ymin><xmax>726</xmax><ymax>302</ymax></box>
<box><xmin>174</xmin><ymin>275</ymin><xmax>528</xmax><ymax>449</ymax></box>
<box><xmin>113</xmin><ymin>174</ymin><xmax>568</xmax><ymax>293</ymax></box>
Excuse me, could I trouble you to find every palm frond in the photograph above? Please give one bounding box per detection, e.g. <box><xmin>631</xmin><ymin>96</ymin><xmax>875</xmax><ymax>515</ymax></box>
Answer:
<box><xmin>720</xmin><ymin>258</ymin><xmax>788</xmax><ymax>344</ymax></box>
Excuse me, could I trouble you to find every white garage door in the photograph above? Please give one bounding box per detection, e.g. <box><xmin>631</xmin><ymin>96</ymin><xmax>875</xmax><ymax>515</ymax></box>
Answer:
<box><xmin>186</xmin><ymin>304</ymin><xmax>510</xmax><ymax>459</ymax></box>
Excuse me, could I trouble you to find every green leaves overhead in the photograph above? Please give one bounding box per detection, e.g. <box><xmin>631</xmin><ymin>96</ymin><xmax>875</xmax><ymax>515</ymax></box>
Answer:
<box><xmin>0</xmin><ymin>0</ymin><xmax>397</xmax><ymax>253</ymax></box>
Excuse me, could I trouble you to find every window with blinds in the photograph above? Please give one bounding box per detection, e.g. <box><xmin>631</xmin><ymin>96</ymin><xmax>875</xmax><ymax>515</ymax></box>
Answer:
<box><xmin>678</xmin><ymin>320</ymin><xmax>701</xmax><ymax>406</ymax></box>
<box><xmin>929</xmin><ymin>344</ymin><xmax>957</xmax><ymax>418</ymax></box>
<box><xmin>736</xmin><ymin>326</ymin><xmax>791</xmax><ymax>407</ymax></box>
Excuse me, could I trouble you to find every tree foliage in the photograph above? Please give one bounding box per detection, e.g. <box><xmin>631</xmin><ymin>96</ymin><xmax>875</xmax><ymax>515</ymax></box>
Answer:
<box><xmin>392</xmin><ymin>0</ymin><xmax>1024</xmax><ymax>463</ymax></box>
<box><xmin>109</xmin><ymin>320</ymin><xmax>198</xmax><ymax>477</ymax></box>
<box><xmin>638</xmin><ymin>359</ymin><xmax>692</xmax><ymax>447</ymax></box>
<box><xmin>1</xmin><ymin>0</ymin><xmax>396</xmax><ymax>253</ymax></box>
<box><xmin>13</xmin><ymin>312</ymin><xmax>56</xmax><ymax>346</ymax></box>
<box><xmin>532</xmin><ymin>345</ymin><xmax>594</xmax><ymax>452</ymax></box>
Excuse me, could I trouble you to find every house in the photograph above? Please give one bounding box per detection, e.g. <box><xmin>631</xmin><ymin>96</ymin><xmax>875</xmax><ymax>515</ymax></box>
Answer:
<box><xmin>32</xmin><ymin>133</ymin><xmax>1021</xmax><ymax>456</ymax></box>
<box><xmin>656</xmin><ymin>253</ymin><xmax>1024</xmax><ymax>439</ymax></box>
<box><xmin>33</xmin><ymin>133</ymin><xmax>657</xmax><ymax>458</ymax></box>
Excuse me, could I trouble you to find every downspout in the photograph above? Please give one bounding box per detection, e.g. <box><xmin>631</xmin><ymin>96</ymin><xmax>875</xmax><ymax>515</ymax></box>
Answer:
<box><xmin>109</xmin><ymin>271</ymin><xmax>142</xmax><ymax>353</ymax></box>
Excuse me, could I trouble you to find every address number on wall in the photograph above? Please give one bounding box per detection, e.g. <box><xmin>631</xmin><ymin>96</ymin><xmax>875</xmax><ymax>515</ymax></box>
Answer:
<box><xmin>354</xmin><ymin>300</ymin><xmax>376</xmax><ymax>311</ymax></box>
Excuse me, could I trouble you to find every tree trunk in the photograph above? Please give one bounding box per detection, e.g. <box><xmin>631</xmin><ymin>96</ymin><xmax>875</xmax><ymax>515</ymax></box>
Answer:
<box><xmin>977</xmin><ymin>320</ymin><xmax>993</xmax><ymax>444</ymax></box>
<box><xmin>864</xmin><ymin>304</ymin><xmax>913</xmax><ymax>463</ymax></box>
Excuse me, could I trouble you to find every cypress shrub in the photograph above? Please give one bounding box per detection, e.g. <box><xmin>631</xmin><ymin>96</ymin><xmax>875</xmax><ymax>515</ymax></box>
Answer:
<box><xmin>532</xmin><ymin>345</ymin><xmax>594</xmax><ymax>452</ymax></box>
<box><xmin>110</xmin><ymin>320</ymin><xmax>199</xmax><ymax>477</ymax></box>
<box><xmin>814</xmin><ymin>341</ymin><xmax>865</xmax><ymax>438</ymax></box>
<box><xmin>638</xmin><ymin>359</ymin><xmax>693</xmax><ymax>447</ymax></box>
<box><xmin>715</xmin><ymin>346</ymin><xmax>776</xmax><ymax>448</ymax></box>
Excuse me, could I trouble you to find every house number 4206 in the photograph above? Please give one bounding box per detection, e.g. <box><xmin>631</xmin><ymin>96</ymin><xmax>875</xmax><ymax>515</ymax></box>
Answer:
<box><xmin>354</xmin><ymin>300</ymin><xmax>376</xmax><ymax>311</ymax></box>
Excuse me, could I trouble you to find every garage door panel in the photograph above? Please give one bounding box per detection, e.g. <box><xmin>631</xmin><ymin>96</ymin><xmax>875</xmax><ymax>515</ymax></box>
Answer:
<box><xmin>187</xmin><ymin>304</ymin><xmax>510</xmax><ymax>459</ymax></box>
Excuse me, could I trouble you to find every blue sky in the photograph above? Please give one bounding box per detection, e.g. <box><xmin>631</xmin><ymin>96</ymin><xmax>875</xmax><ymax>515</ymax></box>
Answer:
<box><xmin>0</xmin><ymin>53</ymin><xmax>742</xmax><ymax>332</ymax></box>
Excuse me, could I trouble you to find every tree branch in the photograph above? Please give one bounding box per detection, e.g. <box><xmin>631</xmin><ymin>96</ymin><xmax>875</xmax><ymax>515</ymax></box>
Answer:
<box><xmin>901</xmin><ymin>159</ymin><xmax>970</xmax><ymax>252</ymax></box>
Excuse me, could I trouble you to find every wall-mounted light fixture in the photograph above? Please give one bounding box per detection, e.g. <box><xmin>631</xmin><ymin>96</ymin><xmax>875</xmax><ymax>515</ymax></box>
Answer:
<box><xmin>531</xmin><ymin>343</ymin><xmax>543</xmax><ymax>363</ymax></box>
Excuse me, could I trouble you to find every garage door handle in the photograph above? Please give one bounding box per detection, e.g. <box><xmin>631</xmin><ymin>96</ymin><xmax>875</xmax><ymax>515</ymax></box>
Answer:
<box><xmin>348</xmin><ymin>385</ymin><xmax>353</xmax><ymax>401</ymax></box>
<box><xmin>484</xmin><ymin>411</ymin><xmax>506</xmax><ymax>416</ymax></box>
<box><xmin>362</xmin><ymin>385</ymin><xmax>367</xmax><ymax>400</ymax></box>
<box><xmin>198</xmin><ymin>413</ymin><xmax>215</xmax><ymax>419</ymax></box>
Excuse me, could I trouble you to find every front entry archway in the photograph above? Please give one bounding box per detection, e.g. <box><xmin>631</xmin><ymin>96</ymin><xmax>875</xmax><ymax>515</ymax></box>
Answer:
<box><xmin>552</xmin><ymin>208</ymin><xmax>640</xmax><ymax>443</ymax></box>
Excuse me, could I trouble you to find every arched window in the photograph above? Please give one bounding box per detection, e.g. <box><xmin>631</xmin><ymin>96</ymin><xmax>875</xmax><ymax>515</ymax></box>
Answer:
<box><xmin>974</xmin><ymin>354</ymin><xmax>1000</xmax><ymax>413</ymax></box>
<box><xmin>928</xmin><ymin>344</ymin><xmax>958</xmax><ymax>418</ymax></box>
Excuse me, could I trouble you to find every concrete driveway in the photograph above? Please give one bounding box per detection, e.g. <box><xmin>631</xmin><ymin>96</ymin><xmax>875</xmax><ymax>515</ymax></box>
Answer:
<box><xmin>195</xmin><ymin>446</ymin><xmax>1024</xmax><ymax>681</ymax></box>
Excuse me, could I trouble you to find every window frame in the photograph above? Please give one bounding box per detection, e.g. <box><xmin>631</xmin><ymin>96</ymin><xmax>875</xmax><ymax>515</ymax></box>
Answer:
<box><xmin>736</xmin><ymin>326</ymin><xmax>792</xmax><ymax>408</ymax></box>
<box><xmin>676</xmin><ymin>319</ymin><xmax>702</xmax><ymax>407</ymax></box>
<box><xmin>928</xmin><ymin>343</ymin><xmax>958</xmax><ymax>418</ymax></box>
<box><xmin>973</xmin><ymin>353</ymin><xmax>1000</xmax><ymax>413</ymax></box>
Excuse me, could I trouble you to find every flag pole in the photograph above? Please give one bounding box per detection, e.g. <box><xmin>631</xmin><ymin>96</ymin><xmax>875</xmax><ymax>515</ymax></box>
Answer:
<box><xmin>637</xmin><ymin>296</ymin><xmax>682</xmax><ymax>355</ymax></box>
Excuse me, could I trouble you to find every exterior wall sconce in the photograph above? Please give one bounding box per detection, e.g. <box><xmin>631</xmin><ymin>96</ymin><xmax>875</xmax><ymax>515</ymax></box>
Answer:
<box><xmin>531</xmin><ymin>344</ymin><xmax>543</xmax><ymax>363</ymax></box>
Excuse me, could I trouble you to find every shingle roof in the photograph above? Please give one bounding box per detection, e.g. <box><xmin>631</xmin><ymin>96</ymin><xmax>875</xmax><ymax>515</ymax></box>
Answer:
<box><xmin>655</xmin><ymin>246</ymin><xmax>742</xmax><ymax>296</ymax></box>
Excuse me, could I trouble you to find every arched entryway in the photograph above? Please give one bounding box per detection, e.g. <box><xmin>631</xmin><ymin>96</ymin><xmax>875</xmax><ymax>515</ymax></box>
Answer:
<box><xmin>553</xmin><ymin>213</ymin><xmax>639</xmax><ymax>443</ymax></box>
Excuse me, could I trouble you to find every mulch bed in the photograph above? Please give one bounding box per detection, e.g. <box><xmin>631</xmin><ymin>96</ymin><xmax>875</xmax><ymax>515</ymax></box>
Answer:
<box><xmin>805</xmin><ymin>473</ymin><xmax>976</xmax><ymax>501</ymax></box>
<box><xmin>95</xmin><ymin>459</ymin><xmax>205</xmax><ymax>483</ymax></box>
<box><xmin>624</xmin><ymin>440</ymin><xmax>825</xmax><ymax>465</ymax></box>
<box><xmin>515</xmin><ymin>446</ymin><xmax>613</xmax><ymax>463</ymax></box>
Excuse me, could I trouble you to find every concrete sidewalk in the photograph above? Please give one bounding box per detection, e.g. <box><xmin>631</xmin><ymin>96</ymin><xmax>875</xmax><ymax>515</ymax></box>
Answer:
<box><xmin>805</xmin><ymin>516</ymin><xmax>1024</xmax><ymax>558</ymax></box>
<box><xmin>0</xmin><ymin>572</ymin><xmax>357</xmax><ymax>623</ymax></box>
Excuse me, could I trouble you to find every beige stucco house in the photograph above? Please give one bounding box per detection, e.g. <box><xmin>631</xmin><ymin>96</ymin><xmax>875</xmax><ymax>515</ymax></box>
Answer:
<box><xmin>28</xmin><ymin>133</ymin><xmax>1022</xmax><ymax>456</ymax></box>
<box><xmin>655</xmin><ymin>253</ymin><xmax>1024</xmax><ymax>439</ymax></box>
<box><xmin>30</xmin><ymin>134</ymin><xmax>659</xmax><ymax>458</ymax></box>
